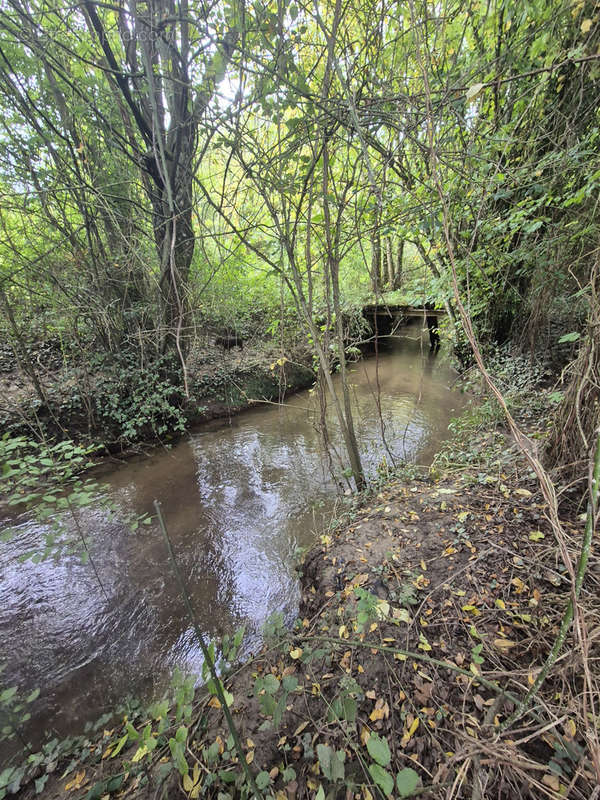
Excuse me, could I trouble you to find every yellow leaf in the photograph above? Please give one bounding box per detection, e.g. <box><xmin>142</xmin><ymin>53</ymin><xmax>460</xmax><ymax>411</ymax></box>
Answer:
<box><xmin>65</xmin><ymin>770</ymin><xmax>87</xmax><ymax>791</ymax></box>
<box><xmin>495</xmin><ymin>598</ymin><xmax>506</xmax><ymax>610</ymax></box>
<box><xmin>208</xmin><ymin>696</ymin><xmax>221</xmax><ymax>709</ymax></box>
<box><xmin>363</xmin><ymin>788</ymin><xmax>374</xmax><ymax>800</ymax></box>
<box><xmin>581</xmin><ymin>18</ymin><xmax>593</xmax><ymax>33</ymax></box>
<box><xmin>294</xmin><ymin>720</ymin><xmax>309</xmax><ymax>736</ymax></box>
<box><xmin>102</xmin><ymin>746</ymin><xmax>113</xmax><ymax>759</ymax></box>
<box><xmin>564</xmin><ymin>719</ymin><xmax>576</xmax><ymax>739</ymax></box>
<box><xmin>401</xmin><ymin>717</ymin><xmax>420</xmax><ymax>746</ymax></box>
<box><xmin>514</xmin><ymin>488</ymin><xmax>532</xmax><ymax>497</ymax></box>
<box><xmin>131</xmin><ymin>745</ymin><xmax>148</xmax><ymax>763</ymax></box>
<box><xmin>494</xmin><ymin>638</ymin><xmax>517</xmax><ymax>650</ymax></box>
<box><xmin>183</xmin><ymin>774</ymin><xmax>194</xmax><ymax>792</ymax></box>
<box><xmin>369</xmin><ymin>699</ymin><xmax>390</xmax><ymax>721</ymax></box>
<box><xmin>290</xmin><ymin>647</ymin><xmax>303</xmax><ymax>659</ymax></box>
<box><xmin>190</xmin><ymin>782</ymin><xmax>202</xmax><ymax>800</ymax></box>
<box><xmin>246</xmin><ymin>750</ymin><xmax>254</xmax><ymax>764</ymax></box>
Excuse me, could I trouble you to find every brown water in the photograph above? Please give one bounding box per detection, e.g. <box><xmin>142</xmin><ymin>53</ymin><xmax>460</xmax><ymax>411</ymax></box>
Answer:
<box><xmin>0</xmin><ymin>331</ymin><xmax>465</xmax><ymax>752</ymax></box>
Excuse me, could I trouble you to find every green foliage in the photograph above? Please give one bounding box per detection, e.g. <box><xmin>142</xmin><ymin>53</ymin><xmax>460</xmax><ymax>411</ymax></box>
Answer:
<box><xmin>92</xmin><ymin>352</ymin><xmax>186</xmax><ymax>443</ymax></box>
<box><xmin>0</xmin><ymin>434</ymin><xmax>150</xmax><ymax>563</ymax></box>
<box><xmin>366</xmin><ymin>734</ymin><xmax>391</xmax><ymax>767</ymax></box>
<box><xmin>316</xmin><ymin>743</ymin><xmax>346</xmax><ymax>783</ymax></box>
<box><xmin>0</xmin><ymin>666</ymin><xmax>39</xmax><ymax>757</ymax></box>
<box><xmin>396</xmin><ymin>767</ymin><xmax>420</xmax><ymax>797</ymax></box>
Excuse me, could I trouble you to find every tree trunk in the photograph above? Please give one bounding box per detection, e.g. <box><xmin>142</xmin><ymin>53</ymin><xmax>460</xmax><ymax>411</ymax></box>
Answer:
<box><xmin>385</xmin><ymin>237</ymin><xmax>394</xmax><ymax>287</ymax></box>
<box><xmin>371</xmin><ymin>229</ymin><xmax>382</xmax><ymax>292</ymax></box>
<box><xmin>393</xmin><ymin>239</ymin><xmax>404</xmax><ymax>290</ymax></box>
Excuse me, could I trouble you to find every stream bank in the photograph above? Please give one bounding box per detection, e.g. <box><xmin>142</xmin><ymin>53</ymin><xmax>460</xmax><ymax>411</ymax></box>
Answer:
<box><xmin>4</xmin><ymin>366</ymin><xmax>595</xmax><ymax>800</ymax></box>
<box><xmin>0</xmin><ymin>340</ymin><xmax>316</xmax><ymax>454</ymax></box>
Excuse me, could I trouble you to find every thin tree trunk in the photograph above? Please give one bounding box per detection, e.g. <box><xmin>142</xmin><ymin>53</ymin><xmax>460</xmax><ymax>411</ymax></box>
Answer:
<box><xmin>393</xmin><ymin>239</ymin><xmax>404</xmax><ymax>290</ymax></box>
<box><xmin>371</xmin><ymin>229</ymin><xmax>382</xmax><ymax>292</ymax></box>
<box><xmin>385</xmin><ymin>237</ymin><xmax>394</xmax><ymax>287</ymax></box>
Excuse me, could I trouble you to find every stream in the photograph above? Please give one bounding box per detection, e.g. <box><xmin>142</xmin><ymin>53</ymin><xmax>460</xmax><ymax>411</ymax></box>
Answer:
<box><xmin>0</xmin><ymin>328</ymin><xmax>466</xmax><ymax>752</ymax></box>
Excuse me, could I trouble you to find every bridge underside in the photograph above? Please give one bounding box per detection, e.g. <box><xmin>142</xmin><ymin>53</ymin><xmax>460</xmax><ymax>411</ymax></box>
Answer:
<box><xmin>362</xmin><ymin>304</ymin><xmax>446</xmax><ymax>336</ymax></box>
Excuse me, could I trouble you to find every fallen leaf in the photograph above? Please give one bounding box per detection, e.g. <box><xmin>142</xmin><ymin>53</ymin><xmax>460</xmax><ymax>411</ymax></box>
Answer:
<box><xmin>65</xmin><ymin>771</ymin><xmax>86</xmax><ymax>791</ymax></box>
<box><xmin>401</xmin><ymin>718</ymin><xmax>419</xmax><ymax>746</ymax></box>
<box><xmin>494</xmin><ymin>638</ymin><xmax>517</xmax><ymax>650</ymax></box>
<box><xmin>369</xmin><ymin>699</ymin><xmax>390</xmax><ymax>721</ymax></box>
<box><xmin>294</xmin><ymin>720</ymin><xmax>309</xmax><ymax>736</ymax></box>
<box><xmin>542</xmin><ymin>774</ymin><xmax>560</xmax><ymax>791</ymax></box>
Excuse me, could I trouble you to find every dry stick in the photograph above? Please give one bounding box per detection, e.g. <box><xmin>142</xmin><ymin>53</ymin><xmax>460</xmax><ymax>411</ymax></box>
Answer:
<box><xmin>500</xmin><ymin>426</ymin><xmax>600</xmax><ymax>731</ymax></box>
<box><xmin>313</xmin><ymin>635</ymin><xmax>521</xmax><ymax>706</ymax></box>
<box><xmin>153</xmin><ymin>500</ymin><xmax>263</xmax><ymax>800</ymax></box>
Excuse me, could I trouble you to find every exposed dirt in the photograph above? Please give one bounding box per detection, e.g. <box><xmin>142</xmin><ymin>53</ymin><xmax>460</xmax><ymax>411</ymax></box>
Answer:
<box><xmin>10</xmin><ymin>472</ymin><xmax>596</xmax><ymax>800</ymax></box>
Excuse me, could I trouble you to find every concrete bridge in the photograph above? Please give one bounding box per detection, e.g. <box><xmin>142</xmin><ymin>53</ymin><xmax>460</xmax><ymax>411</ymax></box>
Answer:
<box><xmin>362</xmin><ymin>303</ymin><xmax>446</xmax><ymax>348</ymax></box>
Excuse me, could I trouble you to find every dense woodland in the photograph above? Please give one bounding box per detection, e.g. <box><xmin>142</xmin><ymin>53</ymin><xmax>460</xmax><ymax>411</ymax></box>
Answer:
<box><xmin>1</xmin><ymin>0</ymin><xmax>600</xmax><ymax>798</ymax></box>
<box><xmin>0</xmin><ymin>0</ymin><xmax>598</xmax><ymax>476</ymax></box>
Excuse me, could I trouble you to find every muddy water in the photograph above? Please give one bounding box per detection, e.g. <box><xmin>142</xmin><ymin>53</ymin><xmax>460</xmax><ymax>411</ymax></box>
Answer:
<box><xmin>0</xmin><ymin>330</ymin><xmax>465</xmax><ymax>750</ymax></box>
